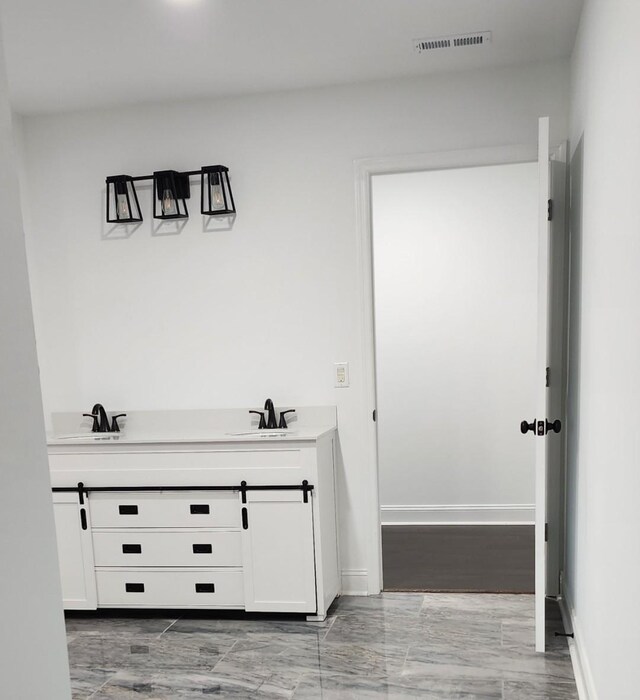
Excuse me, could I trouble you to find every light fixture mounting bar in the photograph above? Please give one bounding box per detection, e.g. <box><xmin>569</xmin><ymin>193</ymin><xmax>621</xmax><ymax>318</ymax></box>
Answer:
<box><xmin>129</xmin><ymin>169</ymin><xmax>202</xmax><ymax>182</ymax></box>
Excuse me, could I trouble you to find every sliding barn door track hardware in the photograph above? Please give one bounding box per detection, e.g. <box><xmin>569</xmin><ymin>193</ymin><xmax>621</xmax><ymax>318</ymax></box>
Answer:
<box><xmin>54</xmin><ymin>481</ymin><xmax>315</xmax><ymax>498</ymax></box>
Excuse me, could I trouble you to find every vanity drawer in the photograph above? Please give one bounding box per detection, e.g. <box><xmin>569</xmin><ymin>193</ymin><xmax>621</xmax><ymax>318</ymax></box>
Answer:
<box><xmin>89</xmin><ymin>491</ymin><xmax>240</xmax><ymax>528</ymax></box>
<box><xmin>95</xmin><ymin>568</ymin><xmax>244</xmax><ymax>607</ymax></box>
<box><xmin>93</xmin><ymin>530</ymin><xmax>242</xmax><ymax>567</ymax></box>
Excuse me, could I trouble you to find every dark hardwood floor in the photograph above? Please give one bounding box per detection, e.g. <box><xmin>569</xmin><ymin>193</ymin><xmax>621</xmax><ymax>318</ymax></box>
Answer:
<box><xmin>382</xmin><ymin>525</ymin><xmax>534</xmax><ymax>593</ymax></box>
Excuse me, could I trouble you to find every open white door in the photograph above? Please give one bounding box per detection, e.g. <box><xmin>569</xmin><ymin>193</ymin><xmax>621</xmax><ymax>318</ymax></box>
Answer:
<box><xmin>532</xmin><ymin>117</ymin><xmax>569</xmax><ymax>652</ymax></box>
<box><xmin>534</xmin><ymin>116</ymin><xmax>551</xmax><ymax>653</ymax></box>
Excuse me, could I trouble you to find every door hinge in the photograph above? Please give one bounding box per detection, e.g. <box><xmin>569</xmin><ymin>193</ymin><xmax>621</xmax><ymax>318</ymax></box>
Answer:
<box><xmin>546</xmin><ymin>366</ymin><xmax>550</xmax><ymax>388</ymax></box>
<box><xmin>547</xmin><ymin>199</ymin><xmax>553</xmax><ymax>221</ymax></box>
<box><xmin>545</xmin><ymin>523</ymin><xmax>548</xmax><ymax>542</ymax></box>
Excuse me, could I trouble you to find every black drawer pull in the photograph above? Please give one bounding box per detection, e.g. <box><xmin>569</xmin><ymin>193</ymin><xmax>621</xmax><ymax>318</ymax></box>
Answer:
<box><xmin>122</xmin><ymin>544</ymin><xmax>142</xmax><ymax>554</ymax></box>
<box><xmin>125</xmin><ymin>583</ymin><xmax>145</xmax><ymax>593</ymax></box>
<box><xmin>119</xmin><ymin>505</ymin><xmax>139</xmax><ymax>515</ymax></box>
<box><xmin>80</xmin><ymin>508</ymin><xmax>87</xmax><ymax>530</ymax></box>
<box><xmin>195</xmin><ymin>583</ymin><xmax>215</xmax><ymax>593</ymax></box>
<box><xmin>242</xmin><ymin>507</ymin><xmax>248</xmax><ymax>530</ymax></box>
<box><xmin>192</xmin><ymin>544</ymin><xmax>213</xmax><ymax>554</ymax></box>
<box><xmin>190</xmin><ymin>504</ymin><xmax>210</xmax><ymax>515</ymax></box>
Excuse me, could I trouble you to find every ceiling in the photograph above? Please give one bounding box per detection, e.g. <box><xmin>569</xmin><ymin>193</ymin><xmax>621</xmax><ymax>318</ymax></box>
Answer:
<box><xmin>0</xmin><ymin>0</ymin><xmax>583</xmax><ymax>115</ymax></box>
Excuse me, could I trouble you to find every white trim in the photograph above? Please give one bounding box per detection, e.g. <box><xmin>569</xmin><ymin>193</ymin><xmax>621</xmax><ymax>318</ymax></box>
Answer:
<box><xmin>380</xmin><ymin>504</ymin><xmax>534</xmax><ymax>525</ymax></box>
<box><xmin>559</xmin><ymin>594</ymin><xmax>598</xmax><ymax>700</ymax></box>
<box><xmin>340</xmin><ymin>569</ymin><xmax>369</xmax><ymax>596</ymax></box>
<box><xmin>355</xmin><ymin>143</ymin><xmax>539</xmax><ymax>597</ymax></box>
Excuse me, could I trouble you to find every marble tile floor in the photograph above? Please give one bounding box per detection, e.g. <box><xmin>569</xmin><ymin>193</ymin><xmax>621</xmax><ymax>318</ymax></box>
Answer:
<box><xmin>65</xmin><ymin>594</ymin><xmax>578</xmax><ymax>699</ymax></box>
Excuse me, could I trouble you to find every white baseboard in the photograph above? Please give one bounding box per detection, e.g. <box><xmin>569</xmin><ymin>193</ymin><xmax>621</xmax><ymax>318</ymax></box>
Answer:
<box><xmin>380</xmin><ymin>504</ymin><xmax>535</xmax><ymax>525</ymax></box>
<box><xmin>558</xmin><ymin>594</ymin><xmax>598</xmax><ymax>700</ymax></box>
<box><xmin>341</xmin><ymin>569</ymin><xmax>369</xmax><ymax>596</ymax></box>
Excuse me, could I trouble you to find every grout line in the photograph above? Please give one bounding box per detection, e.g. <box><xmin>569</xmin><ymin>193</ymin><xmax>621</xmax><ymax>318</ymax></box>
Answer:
<box><xmin>158</xmin><ymin>618</ymin><xmax>179</xmax><ymax>638</ymax></box>
<box><xmin>212</xmin><ymin>638</ymin><xmax>239</xmax><ymax>668</ymax></box>
<box><xmin>399</xmin><ymin>643</ymin><xmax>411</xmax><ymax>676</ymax></box>
<box><xmin>320</xmin><ymin>615</ymin><xmax>337</xmax><ymax>641</ymax></box>
<box><xmin>87</xmin><ymin>672</ymin><xmax>116</xmax><ymax>699</ymax></box>
<box><xmin>290</xmin><ymin>670</ymin><xmax>309</xmax><ymax>697</ymax></box>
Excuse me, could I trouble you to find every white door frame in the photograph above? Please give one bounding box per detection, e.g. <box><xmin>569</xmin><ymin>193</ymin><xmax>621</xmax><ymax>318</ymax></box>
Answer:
<box><xmin>355</xmin><ymin>143</ymin><xmax>539</xmax><ymax>595</ymax></box>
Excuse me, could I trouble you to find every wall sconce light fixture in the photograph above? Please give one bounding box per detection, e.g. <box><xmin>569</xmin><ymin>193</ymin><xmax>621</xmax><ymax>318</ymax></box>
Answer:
<box><xmin>106</xmin><ymin>175</ymin><xmax>143</xmax><ymax>223</ymax></box>
<box><xmin>153</xmin><ymin>170</ymin><xmax>190</xmax><ymax>220</ymax></box>
<box><xmin>105</xmin><ymin>165</ymin><xmax>235</xmax><ymax>223</ymax></box>
<box><xmin>201</xmin><ymin>165</ymin><xmax>236</xmax><ymax>216</ymax></box>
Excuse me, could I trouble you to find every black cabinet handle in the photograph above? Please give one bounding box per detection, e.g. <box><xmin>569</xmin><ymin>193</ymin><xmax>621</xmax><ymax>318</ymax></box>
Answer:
<box><xmin>125</xmin><ymin>583</ymin><xmax>144</xmax><ymax>593</ymax></box>
<box><xmin>192</xmin><ymin>544</ymin><xmax>213</xmax><ymax>554</ymax></box>
<box><xmin>119</xmin><ymin>505</ymin><xmax>138</xmax><ymax>515</ymax></box>
<box><xmin>80</xmin><ymin>508</ymin><xmax>87</xmax><ymax>530</ymax></box>
<box><xmin>242</xmin><ymin>507</ymin><xmax>248</xmax><ymax>530</ymax></box>
<box><xmin>190</xmin><ymin>504</ymin><xmax>210</xmax><ymax>515</ymax></box>
<box><xmin>122</xmin><ymin>544</ymin><xmax>142</xmax><ymax>554</ymax></box>
<box><xmin>195</xmin><ymin>583</ymin><xmax>215</xmax><ymax>593</ymax></box>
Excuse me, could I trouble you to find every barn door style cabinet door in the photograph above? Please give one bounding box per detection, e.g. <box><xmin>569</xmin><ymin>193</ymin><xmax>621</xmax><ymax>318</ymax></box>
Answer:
<box><xmin>240</xmin><ymin>489</ymin><xmax>317</xmax><ymax>613</ymax></box>
<box><xmin>52</xmin><ymin>491</ymin><xmax>97</xmax><ymax>609</ymax></box>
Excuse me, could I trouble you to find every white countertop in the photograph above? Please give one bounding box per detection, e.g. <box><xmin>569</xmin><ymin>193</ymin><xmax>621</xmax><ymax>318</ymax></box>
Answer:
<box><xmin>47</xmin><ymin>407</ymin><xmax>337</xmax><ymax>449</ymax></box>
<box><xmin>47</xmin><ymin>425</ymin><xmax>335</xmax><ymax>447</ymax></box>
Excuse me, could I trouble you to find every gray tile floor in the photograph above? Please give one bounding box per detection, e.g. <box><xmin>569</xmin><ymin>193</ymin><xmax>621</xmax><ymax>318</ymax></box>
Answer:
<box><xmin>66</xmin><ymin>594</ymin><xmax>578</xmax><ymax>699</ymax></box>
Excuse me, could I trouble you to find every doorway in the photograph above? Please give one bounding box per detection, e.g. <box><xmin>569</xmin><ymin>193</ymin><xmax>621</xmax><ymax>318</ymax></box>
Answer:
<box><xmin>371</xmin><ymin>161</ymin><xmax>539</xmax><ymax>593</ymax></box>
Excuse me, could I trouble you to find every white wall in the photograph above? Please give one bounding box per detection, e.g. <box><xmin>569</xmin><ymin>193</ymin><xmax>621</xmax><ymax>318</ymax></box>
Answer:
<box><xmin>373</xmin><ymin>163</ymin><xmax>538</xmax><ymax>524</ymax></box>
<box><xmin>19</xmin><ymin>59</ymin><xmax>569</xmax><ymax>593</ymax></box>
<box><xmin>0</xmin><ymin>31</ymin><xmax>71</xmax><ymax>700</ymax></box>
<box><xmin>566</xmin><ymin>1</ymin><xmax>640</xmax><ymax>697</ymax></box>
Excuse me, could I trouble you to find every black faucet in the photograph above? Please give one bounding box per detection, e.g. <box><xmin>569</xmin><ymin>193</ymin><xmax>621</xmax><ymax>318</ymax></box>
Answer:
<box><xmin>248</xmin><ymin>399</ymin><xmax>295</xmax><ymax>430</ymax></box>
<box><xmin>83</xmin><ymin>404</ymin><xmax>126</xmax><ymax>433</ymax></box>
<box><xmin>263</xmin><ymin>398</ymin><xmax>278</xmax><ymax>429</ymax></box>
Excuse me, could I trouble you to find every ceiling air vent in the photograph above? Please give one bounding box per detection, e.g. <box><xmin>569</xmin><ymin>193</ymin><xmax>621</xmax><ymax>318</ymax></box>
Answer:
<box><xmin>414</xmin><ymin>31</ymin><xmax>492</xmax><ymax>54</ymax></box>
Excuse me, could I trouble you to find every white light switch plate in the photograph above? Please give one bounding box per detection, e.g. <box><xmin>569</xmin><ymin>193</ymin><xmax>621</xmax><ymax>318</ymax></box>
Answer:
<box><xmin>334</xmin><ymin>362</ymin><xmax>350</xmax><ymax>388</ymax></box>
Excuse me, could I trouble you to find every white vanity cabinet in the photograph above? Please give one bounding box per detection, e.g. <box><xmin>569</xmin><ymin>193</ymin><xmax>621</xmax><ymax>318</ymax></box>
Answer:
<box><xmin>52</xmin><ymin>491</ymin><xmax>97</xmax><ymax>609</ymax></box>
<box><xmin>48</xmin><ymin>419</ymin><xmax>340</xmax><ymax>620</ymax></box>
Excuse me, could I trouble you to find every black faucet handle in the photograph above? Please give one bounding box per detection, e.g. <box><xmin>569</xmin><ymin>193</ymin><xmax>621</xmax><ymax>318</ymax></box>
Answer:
<box><xmin>82</xmin><ymin>413</ymin><xmax>100</xmax><ymax>433</ymax></box>
<box><xmin>111</xmin><ymin>414</ymin><xmax>127</xmax><ymax>433</ymax></box>
<box><xmin>249</xmin><ymin>410</ymin><xmax>267</xmax><ymax>430</ymax></box>
<box><xmin>278</xmin><ymin>410</ymin><xmax>296</xmax><ymax>429</ymax></box>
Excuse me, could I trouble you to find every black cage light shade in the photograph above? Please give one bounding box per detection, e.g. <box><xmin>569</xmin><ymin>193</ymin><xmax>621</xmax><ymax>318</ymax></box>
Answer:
<box><xmin>153</xmin><ymin>170</ymin><xmax>190</xmax><ymax>220</ymax></box>
<box><xmin>106</xmin><ymin>175</ymin><xmax>143</xmax><ymax>223</ymax></box>
<box><xmin>201</xmin><ymin>165</ymin><xmax>235</xmax><ymax>216</ymax></box>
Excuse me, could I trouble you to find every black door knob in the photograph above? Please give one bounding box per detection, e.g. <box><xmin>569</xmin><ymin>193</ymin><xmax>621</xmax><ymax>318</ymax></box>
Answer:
<box><xmin>520</xmin><ymin>420</ymin><xmax>536</xmax><ymax>435</ymax></box>
<box><xmin>546</xmin><ymin>419</ymin><xmax>562</xmax><ymax>434</ymax></box>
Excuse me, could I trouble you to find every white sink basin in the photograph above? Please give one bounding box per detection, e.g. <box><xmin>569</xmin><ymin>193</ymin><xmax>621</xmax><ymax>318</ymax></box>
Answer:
<box><xmin>226</xmin><ymin>430</ymin><xmax>292</xmax><ymax>437</ymax></box>
<box><xmin>54</xmin><ymin>433</ymin><xmax>126</xmax><ymax>441</ymax></box>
